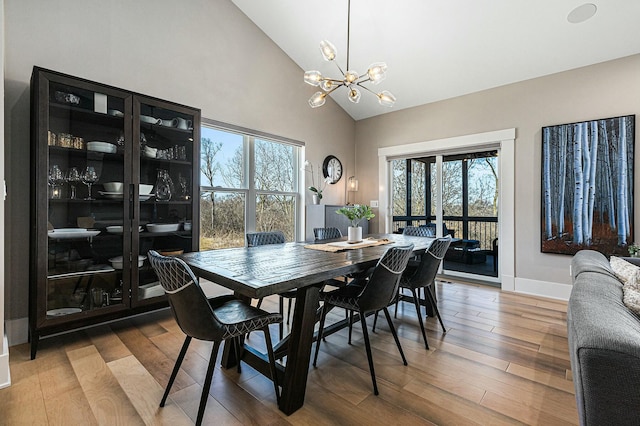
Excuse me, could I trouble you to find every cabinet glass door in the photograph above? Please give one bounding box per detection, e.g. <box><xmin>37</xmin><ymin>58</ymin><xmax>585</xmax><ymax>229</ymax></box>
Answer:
<box><xmin>133</xmin><ymin>97</ymin><xmax>198</xmax><ymax>304</ymax></box>
<box><xmin>44</xmin><ymin>77</ymin><xmax>132</xmax><ymax>321</ymax></box>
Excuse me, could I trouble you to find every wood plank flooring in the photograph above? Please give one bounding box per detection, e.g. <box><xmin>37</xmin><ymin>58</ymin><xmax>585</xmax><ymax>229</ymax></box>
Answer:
<box><xmin>0</xmin><ymin>280</ymin><xmax>577</xmax><ymax>425</ymax></box>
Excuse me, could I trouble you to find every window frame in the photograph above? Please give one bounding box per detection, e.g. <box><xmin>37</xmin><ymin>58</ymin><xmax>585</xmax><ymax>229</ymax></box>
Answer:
<box><xmin>200</xmin><ymin>118</ymin><xmax>304</xmax><ymax>244</ymax></box>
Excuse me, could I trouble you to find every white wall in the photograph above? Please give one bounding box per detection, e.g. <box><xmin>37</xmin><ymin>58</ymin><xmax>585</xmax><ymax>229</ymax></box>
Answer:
<box><xmin>3</xmin><ymin>0</ymin><xmax>355</xmax><ymax>344</ymax></box>
<box><xmin>355</xmin><ymin>54</ymin><xmax>640</xmax><ymax>298</ymax></box>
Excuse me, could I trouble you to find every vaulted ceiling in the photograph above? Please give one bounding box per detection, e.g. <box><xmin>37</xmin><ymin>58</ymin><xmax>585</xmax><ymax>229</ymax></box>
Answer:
<box><xmin>232</xmin><ymin>0</ymin><xmax>640</xmax><ymax>120</ymax></box>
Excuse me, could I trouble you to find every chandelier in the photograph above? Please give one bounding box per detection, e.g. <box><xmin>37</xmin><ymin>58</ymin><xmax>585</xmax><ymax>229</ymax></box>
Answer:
<box><xmin>303</xmin><ymin>0</ymin><xmax>396</xmax><ymax>109</ymax></box>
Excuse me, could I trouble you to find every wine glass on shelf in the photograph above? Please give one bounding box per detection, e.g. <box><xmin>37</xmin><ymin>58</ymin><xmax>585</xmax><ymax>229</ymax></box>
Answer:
<box><xmin>48</xmin><ymin>165</ymin><xmax>65</xmax><ymax>199</ymax></box>
<box><xmin>66</xmin><ymin>167</ymin><xmax>80</xmax><ymax>199</ymax></box>
<box><xmin>81</xmin><ymin>166</ymin><xmax>99</xmax><ymax>200</ymax></box>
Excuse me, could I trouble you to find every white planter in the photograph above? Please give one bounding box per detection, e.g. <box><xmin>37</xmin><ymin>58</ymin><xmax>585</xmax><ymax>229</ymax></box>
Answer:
<box><xmin>312</xmin><ymin>194</ymin><xmax>320</xmax><ymax>205</ymax></box>
<box><xmin>348</xmin><ymin>226</ymin><xmax>362</xmax><ymax>242</ymax></box>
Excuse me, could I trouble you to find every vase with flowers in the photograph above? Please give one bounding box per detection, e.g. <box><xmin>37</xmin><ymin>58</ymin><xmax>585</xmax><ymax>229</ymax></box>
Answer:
<box><xmin>336</xmin><ymin>204</ymin><xmax>375</xmax><ymax>242</ymax></box>
<box><xmin>303</xmin><ymin>160</ymin><xmax>331</xmax><ymax>204</ymax></box>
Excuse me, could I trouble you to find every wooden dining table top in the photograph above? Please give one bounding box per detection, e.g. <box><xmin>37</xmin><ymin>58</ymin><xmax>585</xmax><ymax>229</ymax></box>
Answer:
<box><xmin>181</xmin><ymin>233</ymin><xmax>433</xmax><ymax>298</ymax></box>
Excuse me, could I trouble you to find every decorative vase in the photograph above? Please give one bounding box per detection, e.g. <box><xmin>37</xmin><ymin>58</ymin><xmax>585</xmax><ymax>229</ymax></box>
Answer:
<box><xmin>348</xmin><ymin>226</ymin><xmax>362</xmax><ymax>243</ymax></box>
<box><xmin>312</xmin><ymin>194</ymin><xmax>320</xmax><ymax>205</ymax></box>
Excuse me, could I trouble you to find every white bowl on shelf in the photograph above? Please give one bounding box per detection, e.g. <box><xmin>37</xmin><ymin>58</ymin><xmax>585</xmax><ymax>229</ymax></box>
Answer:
<box><xmin>109</xmin><ymin>255</ymin><xmax>146</xmax><ymax>269</ymax></box>
<box><xmin>146</xmin><ymin>223</ymin><xmax>181</xmax><ymax>233</ymax></box>
<box><xmin>139</xmin><ymin>184</ymin><xmax>153</xmax><ymax>195</ymax></box>
<box><xmin>103</xmin><ymin>182</ymin><xmax>124</xmax><ymax>193</ymax></box>
<box><xmin>87</xmin><ymin>141</ymin><xmax>117</xmax><ymax>154</ymax></box>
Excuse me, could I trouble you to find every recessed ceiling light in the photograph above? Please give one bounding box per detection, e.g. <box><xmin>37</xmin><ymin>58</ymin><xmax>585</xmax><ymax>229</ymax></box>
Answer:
<box><xmin>567</xmin><ymin>3</ymin><xmax>597</xmax><ymax>24</ymax></box>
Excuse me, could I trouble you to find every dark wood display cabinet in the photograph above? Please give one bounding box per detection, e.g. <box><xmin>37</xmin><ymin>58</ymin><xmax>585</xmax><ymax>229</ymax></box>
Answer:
<box><xmin>29</xmin><ymin>67</ymin><xmax>200</xmax><ymax>359</ymax></box>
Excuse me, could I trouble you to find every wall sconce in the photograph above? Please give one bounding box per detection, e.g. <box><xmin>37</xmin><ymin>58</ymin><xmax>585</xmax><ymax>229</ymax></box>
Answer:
<box><xmin>347</xmin><ymin>176</ymin><xmax>358</xmax><ymax>205</ymax></box>
<box><xmin>348</xmin><ymin>176</ymin><xmax>359</xmax><ymax>192</ymax></box>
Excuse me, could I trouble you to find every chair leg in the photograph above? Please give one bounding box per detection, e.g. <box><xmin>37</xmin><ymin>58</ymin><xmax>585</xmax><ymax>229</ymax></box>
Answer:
<box><xmin>411</xmin><ymin>288</ymin><xmax>429</xmax><ymax>350</ymax></box>
<box><xmin>287</xmin><ymin>297</ymin><xmax>293</xmax><ymax>325</ymax></box>
<box><xmin>233</xmin><ymin>337</ymin><xmax>243</xmax><ymax>373</ymax></box>
<box><xmin>359</xmin><ymin>312</ymin><xmax>379</xmax><ymax>395</ymax></box>
<box><xmin>426</xmin><ymin>285</ymin><xmax>446</xmax><ymax>332</ymax></box>
<box><xmin>196</xmin><ymin>340</ymin><xmax>221</xmax><ymax>426</ymax></box>
<box><xmin>262</xmin><ymin>326</ymin><xmax>280</xmax><ymax>405</ymax></box>
<box><xmin>278</xmin><ymin>296</ymin><xmax>284</xmax><ymax>340</ymax></box>
<box><xmin>383</xmin><ymin>307</ymin><xmax>408</xmax><ymax>366</ymax></box>
<box><xmin>256</xmin><ymin>297</ymin><xmax>263</xmax><ymax>308</ymax></box>
<box><xmin>394</xmin><ymin>289</ymin><xmax>400</xmax><ymax>318</ymax></box>
<box><xmin>348</xmin><ymin>311</ymin><xmax>354</xmax><ymax>345</ymax></box>
<box><xmin>313</xmin><ymin>303</ymin><xmax>330</xmax><ymax>367</ymax></box>
<box><xmin>372</xmin><ymin>310</ymin><xmax>378</xmax><ymax>332</ymax></box>
<box><xmin>160</xmin><ymin>335</ymin><xmax>192</xmax><ymax>407</ymax></box>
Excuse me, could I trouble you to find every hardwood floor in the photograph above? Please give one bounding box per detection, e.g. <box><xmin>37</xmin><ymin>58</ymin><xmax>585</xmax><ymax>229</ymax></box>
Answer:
<box><xmin>0</xmin><ymin>280</ymin><xmax>577</xmax><ymax>425</ymax></box>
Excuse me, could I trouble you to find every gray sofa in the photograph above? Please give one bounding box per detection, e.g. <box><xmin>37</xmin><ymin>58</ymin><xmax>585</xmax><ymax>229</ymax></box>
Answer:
<box><xmin>568</xmin><ymin>250</ymin><xmax>640</xmax><ymax>425</ymax></box>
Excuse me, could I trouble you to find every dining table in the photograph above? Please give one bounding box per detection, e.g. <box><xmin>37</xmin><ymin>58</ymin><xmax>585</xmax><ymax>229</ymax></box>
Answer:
<box><xmin>180</xmin><ymin>233</ymin><xmax>434</xmax><ymax>415</ymax></box>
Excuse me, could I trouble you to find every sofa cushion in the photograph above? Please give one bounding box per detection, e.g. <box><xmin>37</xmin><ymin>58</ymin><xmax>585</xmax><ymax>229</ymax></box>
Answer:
<box><xmin>610</xmin><ymin>256</ymin><xmax>640</xmax><ymax>287</ymax></box>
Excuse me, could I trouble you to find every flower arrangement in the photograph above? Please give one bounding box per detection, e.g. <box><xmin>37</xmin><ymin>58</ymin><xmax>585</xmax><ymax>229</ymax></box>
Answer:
<box><xmin>303</xmin><ymin>160</ymin><xmax>331</xmax><ymax>200</ymax></box>
<box><xmin>629</xmin><ymin>243</ymin><xmax>640</xmax><ymax>257</ymax></box>
<box><xmin>336</xmin><ymin>204</ymin><xmax>375</xmax><ymax>227</ymax></box>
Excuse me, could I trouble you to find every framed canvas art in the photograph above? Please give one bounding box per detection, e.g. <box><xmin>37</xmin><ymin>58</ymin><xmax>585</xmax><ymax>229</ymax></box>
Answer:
<box><xmin>541</xmin><ymin>115</ymin><xmax>635</xmax><ymax>255</ymax></box>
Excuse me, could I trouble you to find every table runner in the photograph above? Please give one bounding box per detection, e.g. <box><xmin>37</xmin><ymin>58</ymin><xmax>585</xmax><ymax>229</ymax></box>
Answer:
<box><xmin>304</xmin><ymin>238</ymin><xmax>393</xmax><ymax>253</ymax></box>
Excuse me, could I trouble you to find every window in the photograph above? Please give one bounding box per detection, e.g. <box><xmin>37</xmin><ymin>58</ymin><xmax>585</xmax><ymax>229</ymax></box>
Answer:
<box><xmin>199</xmin><ymin>121</ymin><xmax>302</xmax><ymax>249</ymax></box>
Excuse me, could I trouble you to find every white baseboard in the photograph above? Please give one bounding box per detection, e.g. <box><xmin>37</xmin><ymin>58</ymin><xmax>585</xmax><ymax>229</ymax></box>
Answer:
<box><xmin>0</xmin><ymin>333</ymin><xmax>11</xmax><ymax>389</ymax></box>
<box><xmin>6</xmin><ymin>317</ymin><xmax>28</xmax><ymax>347</ymax></box>
<box><xmin>514</xmin><ymin>277</ymin><xmax>572</xmax><ymax>301</ymax></box>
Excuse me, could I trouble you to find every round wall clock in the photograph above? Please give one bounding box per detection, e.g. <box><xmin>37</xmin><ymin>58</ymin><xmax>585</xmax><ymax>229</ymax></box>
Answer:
<box><xmin>322</xmin><ymin>155</ymin><xmax>343</xmax><ymax>184</ymax></box>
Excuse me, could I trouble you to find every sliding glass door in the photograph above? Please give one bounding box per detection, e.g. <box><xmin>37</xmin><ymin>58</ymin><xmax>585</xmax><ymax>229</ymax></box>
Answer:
<box><xmin>391</xmin><ymin>150</ymin><xmax>499</xmax><ymax>280</ymax></box>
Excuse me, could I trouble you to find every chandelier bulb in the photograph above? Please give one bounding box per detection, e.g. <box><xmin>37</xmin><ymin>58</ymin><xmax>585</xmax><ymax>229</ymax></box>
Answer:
<box><xmin>345</xmin><ymin>70</ymin><xmax>359</xmax><ymax>84</ymax></box>
<box><xmin>304</xmin><ymin>70</ymin><xmax>323</xmax><ymax>87</ymax></box>
<box><xmin>309</xmin><ymin>91</ymin><xmax>327</xmax><ymax>108</ymax></box>
<box><xmin>377</xmin><ymin>90</ymin><xmax>396</xmax><ymax>107</ymax></box>
<box><xmin>320</xmin><ymin>80</ymin><xmax>334</xmax><ymax>91</ymax></box>
<box><xmin>348</xmin><ymin>88</ymin><xmax>361</xmax><ymax>104</ymax></box>
<box><xmin>367</xmin><ymin>62</ymin><xmax>387</xmax><ymax>85</ymax></box>
<box><xmin>319</xmin><ymin>40</ymin><xmax>337</xmax><ymax>61</ymax></box>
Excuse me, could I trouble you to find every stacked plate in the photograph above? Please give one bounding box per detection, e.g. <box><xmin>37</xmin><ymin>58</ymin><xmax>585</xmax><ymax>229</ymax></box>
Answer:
<box><xmin>87</xmin><ymin>141</ymin><xmax>117</xmax><ymax>154</ymax></box>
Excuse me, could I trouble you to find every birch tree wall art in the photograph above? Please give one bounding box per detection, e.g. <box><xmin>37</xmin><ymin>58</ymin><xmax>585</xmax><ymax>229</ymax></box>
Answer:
<box><xmin>541</xmin><ymin>115</ymin><xmax>635</xmax><ymax>255</ymax></box>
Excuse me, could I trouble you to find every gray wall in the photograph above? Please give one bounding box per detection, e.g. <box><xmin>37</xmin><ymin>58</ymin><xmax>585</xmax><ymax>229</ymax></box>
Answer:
<box><xmin>3</xmin><ymin>0</ymin><xmax>355</xmax><ymax>326</ymax></box>
<box><xmin>354</xmin><ymin>54</ymin><xmax>640</xmax><ymax>287</ymax></box>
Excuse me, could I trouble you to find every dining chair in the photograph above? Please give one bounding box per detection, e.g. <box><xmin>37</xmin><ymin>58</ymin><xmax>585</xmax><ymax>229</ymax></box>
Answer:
<box><xmin>313</xmin><ymin>227</ymin><xmax>342</xmax><ymax>240</ymax></box>
<box><xmin>396</xmin><ymin>236</ymin><xmax>452</xmax><ymax>349</ymax></box>
<box><xmin>148</xmin><ymin>250</ymin><xmax>282</xmax><ymax>425</ymax></box>
<box><xmin>313</xmin><ymin>244</ymin><xmax>414</xmax><ymax>395</ymax></box>
<box><xmin>247</xmin><ymin>231</ymin><xmax>294</xmax><ymax>338</ymax></box>
<box><xmin>403</xmin><ymin>225</ymin><xmax>435</xmax><ymax>237</ymax></box>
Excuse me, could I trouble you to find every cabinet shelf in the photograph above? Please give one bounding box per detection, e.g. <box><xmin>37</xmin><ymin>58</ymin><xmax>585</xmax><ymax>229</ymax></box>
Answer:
<box><xmin>30</xmin><ymin>66</ymin><xmax>200</xmax><ymax>359</ymax></box>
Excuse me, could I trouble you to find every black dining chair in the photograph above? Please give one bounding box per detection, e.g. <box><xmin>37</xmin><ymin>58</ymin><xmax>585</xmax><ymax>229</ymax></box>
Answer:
<box><xmin>313</xmin><ymin>227</ymin><xmax>342</xmax><ymax>241</ymax></box>
<box><xmin>403</xmin><ymin>225</ymin><xmax>435</xmax><ymax>237</ymax></box>
<box><xmin>148</xmin><ymin>250</ymin><xmax>282</xmax><ymax>425</ymax></box>
<box><xmin>313</xmin><ymin>244</ymin><xmax>414</xmax><ymax>395</ymax></box>
<box><xmin>247</xmin><ymin>231</ymin><xmax>294</xmax><ymax>338</ymax></box>
<box><xmin>396</xmin><ymin>236</ymin><xmax>451</xmax><ymax>349</ymax></box>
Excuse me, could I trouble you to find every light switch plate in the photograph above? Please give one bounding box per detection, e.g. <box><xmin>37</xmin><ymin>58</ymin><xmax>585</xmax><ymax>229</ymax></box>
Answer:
<box><xmin>370</xmin><ymin>200</ymin><xmax>379</xmax><ymax>208</ymax></box>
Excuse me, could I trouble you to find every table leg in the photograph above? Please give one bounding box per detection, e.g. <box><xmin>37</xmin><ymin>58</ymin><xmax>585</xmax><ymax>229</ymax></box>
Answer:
<box><xmin>279</xmin><ymin>285</ymin><xmax>320</xmax><ymax>415</ymax></box>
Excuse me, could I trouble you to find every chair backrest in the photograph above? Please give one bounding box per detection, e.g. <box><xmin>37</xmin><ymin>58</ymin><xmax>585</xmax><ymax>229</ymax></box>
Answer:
<box><xmin>148</xmin><ymin>250</ymin><xmax>223</xmax><ymax>341</ymax></box>
<box><xmin>357</xmin><ymin>244</ymin><xmax>414</xmax><ymax>312</ymax></box>
<box><xmin>404</xmin><ymin>237</ymin><xmax>452</xmax><ymax>290</ymax></box>
<box><xmin>423</xmin><ymin>222</ymin><xmax>452</xmax><ymax>237</ymax></box>
<box><xmin>314</xmin><ymin>227</ymin><xmax>342</xmax><ymax>241</ymax></box>
<box><xmin>403</xmin><ymin>226</ymin><xmax>435</xmax><ymax>237</ymax></box>
<box><xmin>246</xmin><ymin>231</ymin><xmax>286</xmax><ymax>247</ymax></box>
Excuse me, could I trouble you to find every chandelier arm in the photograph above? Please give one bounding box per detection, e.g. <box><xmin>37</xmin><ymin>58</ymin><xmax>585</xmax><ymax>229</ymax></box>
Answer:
<box><xmin>325</xmin><ymin>83</ymin><xmax>345</xmax><ymax>96</ymax></box>
<box><xmin>356</xmin><ymin>76</ymin><xmax>372</xmax><ymax>84</ymax></box>
<box><xmin>356</xmin><ymin>83</ymin><xmax>378</xmax><ymax>96</ymax></box>
<box><xmin>334</xmin><ymin>61</ymin><xmax>346</xmax><ymax>78</ymax></box>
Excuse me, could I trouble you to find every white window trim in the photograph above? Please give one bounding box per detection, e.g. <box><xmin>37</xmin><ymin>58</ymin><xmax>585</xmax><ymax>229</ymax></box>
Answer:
<box><xmin>378</xmin><ymin>128</ymin><xmax>516</xmax><ymax>292</ymax></box>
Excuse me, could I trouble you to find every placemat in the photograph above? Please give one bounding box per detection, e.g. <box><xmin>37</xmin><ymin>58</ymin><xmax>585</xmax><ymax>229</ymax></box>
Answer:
<box><xmin>304</xmin><ymin>238</ymin><xmax>393</xmax><ymax>253</ymax></box>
